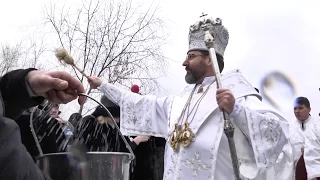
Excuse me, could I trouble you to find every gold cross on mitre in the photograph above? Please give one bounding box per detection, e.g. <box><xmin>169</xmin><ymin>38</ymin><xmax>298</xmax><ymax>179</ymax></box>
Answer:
<box><xmin>200</xmin><ymin>12</ymin><xmax>208</xmax><ymax>21</ymax></box>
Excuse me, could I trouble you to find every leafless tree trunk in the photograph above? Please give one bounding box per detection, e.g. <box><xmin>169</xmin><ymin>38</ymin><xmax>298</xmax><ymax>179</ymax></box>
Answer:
<box><xmin>0</xmin><ymin>43</ymin><xmax>22</xmax><ymax>76</ymax></box>
<box><xmin>43</xmin><ymin>0</ymin><xmax>168</xmax><ymax>96</ymax></box>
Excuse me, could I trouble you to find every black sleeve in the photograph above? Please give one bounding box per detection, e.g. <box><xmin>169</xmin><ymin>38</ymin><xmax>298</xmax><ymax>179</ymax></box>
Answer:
<box><xmin>0</xmin><ymin>117</ymin><xmax>51</xmax><ymax>180</ymax></box>
<box><xmin>0</xmin><ymin>69</ymin><xmax>45</xmax><ymax>119</ymax></box>
<box><xmin>129</xmin><ymin>141</ymin><xmax>138</xmax><ymax>150</ymax></box>
<box><xmin>0</xmin><ymin>69</ymin><xmax>50</xmax><ymax>180</ymax></box>
<box><xmin>118</xmin><ymin>136</ymin><xmax>138</xmax><ymax>152</ymax></box>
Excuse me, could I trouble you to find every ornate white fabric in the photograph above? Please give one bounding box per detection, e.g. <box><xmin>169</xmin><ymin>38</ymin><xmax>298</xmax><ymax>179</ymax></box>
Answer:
<box><xmin>98</xmin><ymin>69</ymin><xmax>290</xmax><ymax>180</ymax></box>
<box><xmin>289</xmin><ymin>116</ymin><xmax>316</xmax><ymax>163</ymax></box>
<box><xmin>304</xmin><ymin>119</ymin><xmax>320</xmax><ymax>179</ymax></box>
<box><xmin>265</xmin><ymin>142</ymin><xmax>295</xmax><ymax>180</ymax></box>
<box><xmin>188</xmin><ymin>18</ymin><xmax>228</xmax><ymax>57</ymax></box>
<box><xmin>289</xmin><ymin>115</ymin><xmax>320</xmax><ymax>179</ymax></box>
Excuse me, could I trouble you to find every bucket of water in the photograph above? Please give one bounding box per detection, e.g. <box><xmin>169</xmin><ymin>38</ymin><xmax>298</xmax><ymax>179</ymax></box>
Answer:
<box><xmin>37</xmin><ymin>152</ymin><xmax>133</xmax><ymax>180</ymax></box>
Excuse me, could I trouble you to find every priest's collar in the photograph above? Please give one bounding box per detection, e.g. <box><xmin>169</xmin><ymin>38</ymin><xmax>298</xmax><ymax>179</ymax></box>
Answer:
<box><xmin>296</xmin><ymin>115</ymin><xmax>313</xmax><ymax>131</ymax></box>
<box><xmin>296</xmin><ymin>115</ymin><xmax>312</xmax><ymax>124</ymax></box>
<box><xmin>201</xmin><ymin>76</ymin><xmax>215</xmax><ymax>86</ymax></box>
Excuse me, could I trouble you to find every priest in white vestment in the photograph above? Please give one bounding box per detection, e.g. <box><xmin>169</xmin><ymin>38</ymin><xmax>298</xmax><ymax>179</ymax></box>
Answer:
<box><xmin>88</xmin><ymin>17</ymin><xmax>291</xmax><ymax>180</ymax></box>
<box><xmin>290</xmin><ymin>97</ymin><xmax>320</xmax><ymax>179</ymax></box>
<box><xmin>291</xmin><ymin>97</ymin><xmax>316</xmax><ymax>163</ymax></box>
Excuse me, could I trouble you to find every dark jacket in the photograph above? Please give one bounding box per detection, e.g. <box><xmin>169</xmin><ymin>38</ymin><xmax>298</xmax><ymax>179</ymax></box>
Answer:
<box><xmin>15</xmin><ymin>111</ymin><xmax>65</xmax><ymax>162</ymax></box>
<box><xmin>130</xmin><ymin>136</ymin><xmax>165</xmax><ymax>180</ymax></box>
<box><xmin>0</xmin><ymin>69</ymin><xmax>51</xmax><ymax>180</ymax></box>
<box><xmin>74</xmin><ymin>106</ymin><xmax>131</xmax><ymax>152</ymax></box>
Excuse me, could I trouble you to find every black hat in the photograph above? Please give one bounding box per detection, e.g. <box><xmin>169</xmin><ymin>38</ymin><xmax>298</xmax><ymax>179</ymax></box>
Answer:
<box><xmin>91</xmin><ymin>95</ymin><xmax>120</xmax><ymax>117</ymax></box>
<box><xmin>100</xmin><ymin>95</ymin><xmax>118</xmax><ymax>108</ymax></box>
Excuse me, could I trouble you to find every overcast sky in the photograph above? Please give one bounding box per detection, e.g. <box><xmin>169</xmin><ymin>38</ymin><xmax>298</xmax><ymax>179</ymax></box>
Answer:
<box><xmin>1</xmin><ymin>0</ymin><xmax>320</xmax><ymax>121</ymax></box>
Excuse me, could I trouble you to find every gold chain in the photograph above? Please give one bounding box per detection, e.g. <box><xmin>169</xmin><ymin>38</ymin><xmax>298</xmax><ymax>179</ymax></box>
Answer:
<box><xmin>169</xmin><ymin>80</ymin><xmax>215</xmax><ymax>151</ymax></box>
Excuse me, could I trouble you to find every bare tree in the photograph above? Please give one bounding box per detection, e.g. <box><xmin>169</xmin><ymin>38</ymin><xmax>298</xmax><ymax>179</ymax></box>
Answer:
<box><xmin>0</xmin><ymin>38</ymin><xmax>47</xmax><ymax>75</ymax></box>
<box><xmin>20</xmin><ymin>34</ymin><xmax>47</xmax><ymax>70</ymax></box>
<box><xmin>43</xmin><ymin>0</ymin><xmax>168</xmax><ymax>95</ymax></box>
<box><xmin>0</xmin><ymin>43</ymin><xmax>22</xmax><ymax>76</ymax></box>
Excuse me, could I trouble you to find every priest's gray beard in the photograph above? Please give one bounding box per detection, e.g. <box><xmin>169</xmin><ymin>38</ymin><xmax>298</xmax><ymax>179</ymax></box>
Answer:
<box><xmin>185</xmin><ymin>72</ymin><xmax>196</xmax><ymax>84</ymax></box>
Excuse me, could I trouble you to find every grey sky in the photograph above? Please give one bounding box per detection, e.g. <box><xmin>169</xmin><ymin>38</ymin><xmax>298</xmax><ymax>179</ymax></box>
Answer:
<box><xmin>1</xmin><ymin>0</ymin><xmax>319</xmax><ymax>121</ymax></box>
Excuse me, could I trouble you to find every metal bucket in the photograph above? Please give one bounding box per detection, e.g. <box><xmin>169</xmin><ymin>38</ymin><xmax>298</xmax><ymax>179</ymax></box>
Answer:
<box><xmin>37</xmin><ymin>152</ymin><xmax>132</xmax><ymax>180</ymax></box>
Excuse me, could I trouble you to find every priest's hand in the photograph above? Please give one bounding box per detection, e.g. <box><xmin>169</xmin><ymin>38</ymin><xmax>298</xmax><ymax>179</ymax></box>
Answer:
<box><xmin>216</xmin><ymin>88</ymin><xmax>235</xmax><ymax>114</ymax></box>
<box><xmin>87</xmin><ymin>76</ymin><xmax>102</xmax><ymax>89</ymax></box>
<box><xmin>133</xmin><ymin>136</ymin><xmax>150</xmax><ymax>145</ymax></box>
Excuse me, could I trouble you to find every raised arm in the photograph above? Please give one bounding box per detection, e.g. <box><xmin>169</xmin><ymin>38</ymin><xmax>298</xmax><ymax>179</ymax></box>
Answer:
<box><xmin>0</xmin><ymin>69</ymin><xmax>44</xmax><ymax>119</ymax></box>
<box><xmin>97</xmin><ymin>80</ymin><xmax>173</xmax><ymax>138</ymax></box>
<box><xmin>0</xmin><ymin>69</ymin><xmax>85</xmax><ymax>180</ymax></box>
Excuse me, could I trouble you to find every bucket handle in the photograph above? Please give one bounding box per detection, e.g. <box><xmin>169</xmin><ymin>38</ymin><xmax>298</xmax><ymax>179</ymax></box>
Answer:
<box><xmin>30</xmin><ymin>106</ymin><xmax>44</xmax><ymax>157</ymax></box>
<box><xmin>78</xmin><ymin>93</ymin><xmax>135</xmax><ymax>161</ymax></box>
<box><xmin>29</xmin><ymin>94</ymin><xmax>136</xmax><ymax>161</ymax></box>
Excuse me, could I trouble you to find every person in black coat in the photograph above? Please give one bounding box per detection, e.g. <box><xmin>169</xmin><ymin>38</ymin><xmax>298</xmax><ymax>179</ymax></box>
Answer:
<box><xmin>73</xmin><ymin>96</ymin><xmax>134</xmax><ymax>152</ymax></box>
<box><xmin>15</xmin><ymin>103</ymin><xmax>69</xmax><ymax>162</ymax></box>
<box><xmin>0</xmin><ymin>68</ymin><xmax>85</xmax><ymax>180</ymax></box>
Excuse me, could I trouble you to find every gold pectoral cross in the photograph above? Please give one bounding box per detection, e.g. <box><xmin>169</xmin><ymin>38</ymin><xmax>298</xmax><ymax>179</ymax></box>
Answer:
<box><xmin>180</xmin><ymin>122</ymin><xmax>195</xmax><ymax>148</ymax></box>
<box><xmin>169</xmin><ymin>124</ymin><xmax>182</xmax><ymax>151</ymax></box>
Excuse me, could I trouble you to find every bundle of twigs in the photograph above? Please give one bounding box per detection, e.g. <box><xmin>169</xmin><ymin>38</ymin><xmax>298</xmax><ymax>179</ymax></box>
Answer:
<box><xmin>55</xmin><ymin>48</ymin><xmax>88</xmax><ymax>78</ymax></box>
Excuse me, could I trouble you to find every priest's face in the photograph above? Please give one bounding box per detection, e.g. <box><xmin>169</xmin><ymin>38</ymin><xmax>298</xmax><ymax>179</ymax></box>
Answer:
<box><xmin>294</xmin><ymin>104</ymin><xmax>311</xmax><ymax>121</ymax></box>
<box><xmin>183</xmin><ymin>51</ymin><xmax>208</xmax><ymax>84</ymax></box>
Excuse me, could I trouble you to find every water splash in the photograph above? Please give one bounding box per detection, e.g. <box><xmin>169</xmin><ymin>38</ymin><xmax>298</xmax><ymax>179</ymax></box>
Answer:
<box><xmin>30</xmin><ymin>97</ymin><xmax>133</xmax><ymax>158</ymax></box>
